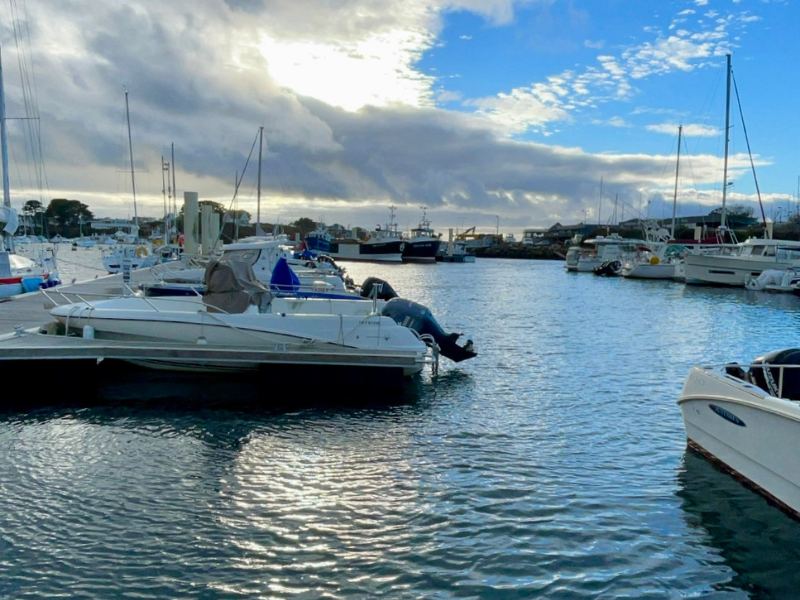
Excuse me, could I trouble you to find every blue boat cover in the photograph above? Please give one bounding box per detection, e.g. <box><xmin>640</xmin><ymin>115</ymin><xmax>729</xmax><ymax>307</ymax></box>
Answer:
<box><xmin>270</xmin><ymin>257</ymin><xmax>301</xmax><ymax>292</ymax></box>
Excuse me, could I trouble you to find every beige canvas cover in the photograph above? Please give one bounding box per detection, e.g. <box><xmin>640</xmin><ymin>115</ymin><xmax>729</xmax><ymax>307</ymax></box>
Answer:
<box><xmin>202</xmin><ymin>259</ymin><xmax>273</xmax><ymax>313</ymax></box>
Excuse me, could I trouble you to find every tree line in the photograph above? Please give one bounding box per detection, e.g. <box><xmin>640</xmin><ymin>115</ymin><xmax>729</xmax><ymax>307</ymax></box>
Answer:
<box><xmin>19</xmin><ymin>198</ymin><xmax>323</xmax><ymax>242</ymax></box>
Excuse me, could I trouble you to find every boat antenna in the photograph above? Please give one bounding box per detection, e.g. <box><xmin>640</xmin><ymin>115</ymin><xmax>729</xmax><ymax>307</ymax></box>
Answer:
<box><xmin>671</xmin><ymin>125</ymin><xmax>682</xmax><ymax>238</ymax></box>
<box><xmin>256</xmin><ymin>125</ymin><xmax>263</xmax><ymax>236</ymax></box>
<box><xmin>161</xmin><ymin>155</ymin><xmax>168</xmax><ymax>241</ymax></box>
<box><xmin>171</xmin><ymin>142</ymin><xmax>177</xmax><ymax>232</ymax></box>
<box><xmin>731</xmin><ymin>70</ymin><xmax>768</xmax><ymax>237</ymax></box>
<box><xmin>124</xmin><ymin>89</ymin><xmax>138</xmax><ymax>229</ymax></box>
<box><xmin>720</xmin><ymin>54</ymin><xmax>731</xmax><ymax>240</ymax></box>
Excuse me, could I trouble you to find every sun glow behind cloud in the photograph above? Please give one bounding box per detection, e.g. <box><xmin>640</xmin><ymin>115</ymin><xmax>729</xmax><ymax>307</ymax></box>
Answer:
<box><xmin>258</xmin><ymin>29</ymin><xmax>436</xmax><ymax>111</ymax></box>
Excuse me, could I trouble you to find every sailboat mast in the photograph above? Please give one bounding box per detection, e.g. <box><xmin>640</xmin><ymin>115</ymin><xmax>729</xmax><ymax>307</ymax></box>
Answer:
<box><xmin>0</xmin><ymin>45</ymin><xmax>9</xmax><ymax>212</ymax></box>
<box><xmin>598</xmin><ymin>177</ymin><xmax>603</xmax><ymax>228</ymax></box>
<box><xmin>256</xmin><ymin>126</ymin><xmax>263</xmax><ymax>236</ymax></box>
<box><xmin>720</xmin><ymin>53</ymin><xmax>731</xmax><ymax>233</ymax></box>
<box><xmin>671</xmin><ymin>125</ymin><xmax>682</xmax><ymax>238</ymax></box>
<box><xmin>124</xmin><ymin>90</ymin><xmax>138</xmax><ymax>228</ymax></box>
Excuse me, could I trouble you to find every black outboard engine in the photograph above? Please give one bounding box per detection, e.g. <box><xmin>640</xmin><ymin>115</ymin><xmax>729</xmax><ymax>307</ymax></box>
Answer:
<box><xmin>593</xmin><ymin>260</ymin><xmax>621</xmax><ymax>276</ymax></box>
<box><xmin>381</xmin><ymin>297</ymin><xmax>477</xmax><ymax>363</ymax></box>
<box><xmin>360</xmin><ymin>277</ymin><xmax>398</xmax><ymax>300</ymax></box>
<box><xmin>746</xmin><ymin>348</ymin><xmax>800</xmax><ymax>400</ymax></box>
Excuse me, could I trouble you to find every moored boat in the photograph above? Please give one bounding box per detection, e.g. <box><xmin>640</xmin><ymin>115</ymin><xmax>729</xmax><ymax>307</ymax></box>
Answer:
<box><xmin>402</xmin><ymin>208</ymin><xmax>441</xmax><ymax>263</ymax></box>
<box><xmin>677</xmin><ymin>349</ymin><xmax>800</xmax><ymax>519</ymax></box>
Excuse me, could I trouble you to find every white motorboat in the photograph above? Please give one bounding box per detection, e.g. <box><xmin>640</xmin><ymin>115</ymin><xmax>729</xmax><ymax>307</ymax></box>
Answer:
<box><xmin>102</xmin><ymin>241</ymin><xmax>160</xmax><ymax>274</ymax></box>
<box><xmin>49</xmin><ymin>295</ymin><xmax>430</xmax><ymax>376</ymax></box>
<box><xmin>683</xmin><ymin>237</ymin><xmax>800</xmax><ymax>287</ymax></box>
<box><xmin>677</xmin><ymin>348</ymin><xmax>800</xmax><ymax>518</ymax></box>
<box><xmin>574</xmin><ymin>234</ymin><xmax>643</xmax><ymax>273</ymax></box>
<box><xmin>46</xmin><ymin>260</ymin><xmax>477</xmax><ymax>375</ymax></box>
<box><xmin>147</xmin><ymin>236</ymin><xmax>359</xmax><ymax>298</ymax></box>
<box><xmin>745</xmin><ymin>268</ymin><xmax>800</xmax><ymax>292</ymax></box>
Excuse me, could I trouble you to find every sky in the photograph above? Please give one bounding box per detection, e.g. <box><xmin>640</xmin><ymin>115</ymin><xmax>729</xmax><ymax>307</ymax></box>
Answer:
<box><xmin>1</xmin><ymin>0</ymin><xmax>797</xmax><ymax>237</ymax></box>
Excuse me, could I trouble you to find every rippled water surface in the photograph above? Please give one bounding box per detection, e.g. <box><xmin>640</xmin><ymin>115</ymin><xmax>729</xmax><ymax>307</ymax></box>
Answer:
<box><xmin>4</xmin><ymin>258</ymin><xmax>800</xmax><ymax>599</ymax></box>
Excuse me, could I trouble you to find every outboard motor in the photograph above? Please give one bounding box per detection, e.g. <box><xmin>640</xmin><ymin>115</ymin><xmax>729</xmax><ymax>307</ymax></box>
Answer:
<box><xmin>381</xmin><ymin>297</ymin><xmax>476</xmax><ymax>363</ymax></box>
<box><xmin>360</xmin><ymin>277</ymin><xmax>398</xmax><ymax>300</ymax></box>
<box><xmin>593</xmin><ymin>260</ymin><xmax>621</xmax><ymax>277</ymax></box>
<box><xmin>746</xmin><ymin>348</ymin><xmax>800</xmax><ymax>400</ymax></box>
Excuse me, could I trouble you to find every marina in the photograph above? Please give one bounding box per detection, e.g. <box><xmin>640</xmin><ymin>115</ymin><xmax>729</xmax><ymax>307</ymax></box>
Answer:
<box><xmin>3</xmin><ymin>255</ymin><xmax>800</xmax><ymax>597</ymax></box>
<box><xmin>4</xmin><ymin>2</ymin><xmax>800</xmax><ymax>596</ymax></box>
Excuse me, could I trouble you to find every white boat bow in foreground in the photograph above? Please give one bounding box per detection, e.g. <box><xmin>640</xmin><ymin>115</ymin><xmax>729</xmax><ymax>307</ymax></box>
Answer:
<box><xmin>678</xmin><ymin>348</ymin><xmax>800</xmax><ymax>518</ymax></box>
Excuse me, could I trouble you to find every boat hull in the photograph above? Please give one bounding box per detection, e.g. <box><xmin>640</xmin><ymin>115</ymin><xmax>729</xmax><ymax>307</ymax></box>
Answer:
<box><xmin>683</xmin><ymin>254</ymin><xmax>798</xmax><ymax>287</ymax></box>
<box><xmin>678</xmin><ymin>365</ymin><xmax>800</xmax><ymax>518</ymax></box>
<box><xmin>621</xmin><ymin>261</ymin><xmax>680</xmax><ymax>279</ymax></box>
<box><xmin>306</xmin><ymin>237</ymin><xmax>403</xmax><ymax>263</ymax></box>
<box><xmin>50</xmin><ymin>297</ymin><xmax>427</xmax><ymax>376</ymax></box>
<box><xmin>402</xmin><ymin>239</ymin><xmax>441</xmax><ymax>263</ymax></box>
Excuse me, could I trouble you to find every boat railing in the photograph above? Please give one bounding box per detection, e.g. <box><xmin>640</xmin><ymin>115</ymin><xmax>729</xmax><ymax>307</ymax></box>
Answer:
<box><xmin>715</xmin><ymin>361</ymin><xmax>800</xmax><ymax>400</ymax></box>
<box><xmin>41</xmin><ymin>286</ymin><xmax>203</xmax><ymax>312</ymax></box>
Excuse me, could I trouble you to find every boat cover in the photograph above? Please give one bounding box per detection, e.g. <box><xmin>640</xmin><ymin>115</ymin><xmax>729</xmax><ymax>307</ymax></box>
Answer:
<box><xmin>270</xmin><ymin>257</ymin><xmax>301</xmax><ymax>292</ymax></box>
<box><xmin>203</xmin><ymin>259</ymin><xmax>273</xmax><ymax>313</ymax></box>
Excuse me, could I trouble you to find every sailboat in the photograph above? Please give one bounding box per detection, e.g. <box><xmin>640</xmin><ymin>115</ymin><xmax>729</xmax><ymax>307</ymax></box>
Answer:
<box><xmin>621</xmin><ymin>126</ymin><xmax>690</xmax><ymax>280</ymax></box>
<box><xmin>0</xmin><ymin>36</ymin><xmax>60</xmax><ymax>297</ymax></box>
<box><xmin>101</xmin><ymin>90</ymin><xmax>159</xmax><ymax>274</ymax></box>
<box><xmin>683</xmin><ymin>54</ymin><xmax>800</xmax><ymax>286</ymax></box>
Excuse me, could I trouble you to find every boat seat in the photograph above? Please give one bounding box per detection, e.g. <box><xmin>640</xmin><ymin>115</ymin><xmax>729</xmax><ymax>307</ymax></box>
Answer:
<box><xmin>746</xmin><ymin>348</ymin><xmax>800</xmax><ymax>400</ymax></box>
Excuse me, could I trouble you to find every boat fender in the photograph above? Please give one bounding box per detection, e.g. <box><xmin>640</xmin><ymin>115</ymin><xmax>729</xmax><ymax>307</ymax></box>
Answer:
<box><xmin>650</xmin><ymin>256</ymin><xmax>660</xmax><ymax>265</ymax></box>
<box><xmin>136</xmin><ymin>246</ymin><xmax>148</xmax><ymax>258</ymax></box>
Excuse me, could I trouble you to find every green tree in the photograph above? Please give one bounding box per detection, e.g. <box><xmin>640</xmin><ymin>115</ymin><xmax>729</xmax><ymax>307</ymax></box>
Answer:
<box><xmin>291</xmin><ymin>217</ymin><xmax>316</xmax><ymax>237</ymax></box>
<box><xmin>45</xmin><ymin>199</ymin><xmax>93</xmax><ymax>233</ymax></box>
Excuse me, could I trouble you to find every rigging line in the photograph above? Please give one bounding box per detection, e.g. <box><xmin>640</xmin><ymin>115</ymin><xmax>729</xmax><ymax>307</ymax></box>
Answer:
<box><xmin>679</xmin><ymin>126</ymin><xmax>701</xmax><ymax>212</ymax></box>
<box><xmin>8</xmin><ymin>0</ymin><xmax>49</xmax><ymax>197</ymax></box>
<box><xmin>213</xmin><ymin>130</ymin><xmax>260</xmax><ymax>245</ymax></box>
<box><xmin>731</xmin><ymin>71</ymin><xmax>767</xmax><ymax>232</ymax></box>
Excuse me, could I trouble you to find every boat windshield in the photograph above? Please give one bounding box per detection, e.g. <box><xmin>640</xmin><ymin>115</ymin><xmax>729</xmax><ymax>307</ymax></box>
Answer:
<box><xmin>219</xmin><ymin>249</ymin><xmax>260</xmax><ymax>266</ymax></box>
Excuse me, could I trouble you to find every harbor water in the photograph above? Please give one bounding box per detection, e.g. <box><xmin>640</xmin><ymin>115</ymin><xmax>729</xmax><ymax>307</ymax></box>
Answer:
<box><xmin>3</xmin><ymin>254</ymin><xmax>800</xmax><ymax>598</ymax></box>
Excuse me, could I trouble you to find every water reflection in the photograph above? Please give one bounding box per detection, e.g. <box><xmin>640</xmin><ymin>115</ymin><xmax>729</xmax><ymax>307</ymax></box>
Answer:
<box><xmin>677</xmin><ymin>450</ymin><xmax>800</xmax><ymax>599</ymax></box>
<box><xmin>682</xmin><ymin>284</ymin><xmax>800</xmax><ymax>313</ymax></box>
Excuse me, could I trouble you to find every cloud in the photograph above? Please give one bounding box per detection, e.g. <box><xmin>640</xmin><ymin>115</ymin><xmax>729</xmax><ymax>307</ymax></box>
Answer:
<box><xmin>463</xmin><ymin>3</ymin><xmax>739</xmax><ymax>135</ymax></box>
<box><xmin>0</xmin><ymin>0</ymin><xmax>784</xmax><ymax>232</ymax></box>
<box><xmin>647</xmin><ymin>123</ymin><xmax>719</xmax><ymax>137</ymax></box>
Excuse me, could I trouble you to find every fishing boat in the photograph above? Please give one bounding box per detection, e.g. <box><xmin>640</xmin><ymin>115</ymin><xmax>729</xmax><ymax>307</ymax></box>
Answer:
<box><xmin>574</xmin><ymin>234</ymin><xmax>643</xmax><ymax>273</ymax></box>
<box><xmin>402</xmin><ymin>207</ymin><xmax>441</xmax><ymax>263</ymax></box>
<box><xmin>305</xmin><ymin>223</ymin><xmax>404</xmax><ymax>263</ymax></box>
<box><xmin>677</xmin><ymin>348</ymin><xmax>800</xmax><ymax>519</ymax></box>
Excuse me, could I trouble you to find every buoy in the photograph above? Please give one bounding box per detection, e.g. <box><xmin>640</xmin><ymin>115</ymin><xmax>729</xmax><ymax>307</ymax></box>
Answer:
<box><xmin>650</xmin><ymin>256</ymin><xmax>660</xmax><ymax>265</ymax></box>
